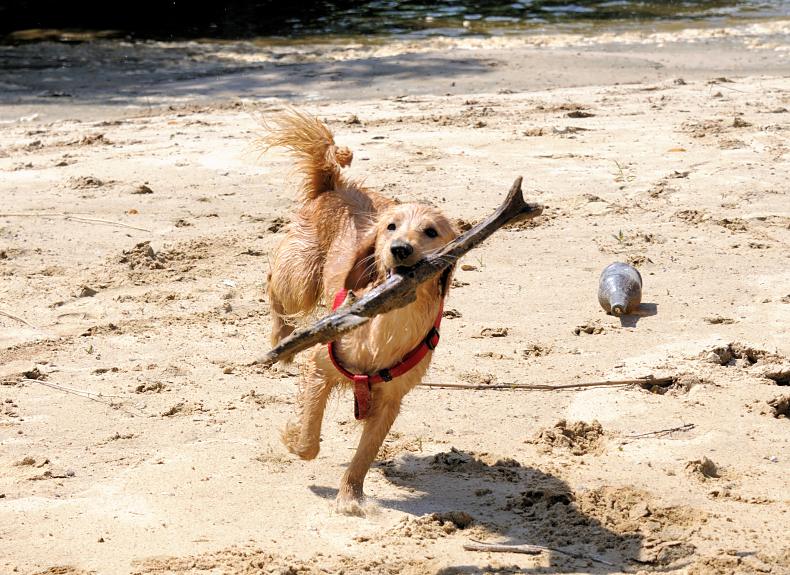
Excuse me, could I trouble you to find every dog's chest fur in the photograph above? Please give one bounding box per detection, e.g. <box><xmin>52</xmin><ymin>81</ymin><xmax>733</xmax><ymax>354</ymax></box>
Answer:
<box><xmin>333</xmin><ymin>282</ymin><xmax>442</xmax><ymax>374</ymax></box>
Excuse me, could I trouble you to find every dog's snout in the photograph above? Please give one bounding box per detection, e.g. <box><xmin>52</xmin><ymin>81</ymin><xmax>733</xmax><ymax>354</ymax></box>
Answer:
<box><xmin>390</xmin><ymin>241</ymin><xmax>413</xmax><ymax>262</ymax></box>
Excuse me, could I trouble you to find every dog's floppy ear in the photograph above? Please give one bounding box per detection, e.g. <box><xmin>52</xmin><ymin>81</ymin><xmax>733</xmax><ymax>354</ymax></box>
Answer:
<box><xmin>438</xmin><ymin>220</ymin><xmax>459</xmax><ymax>297</ymax></box>
<box><xmin>343</xmin><ymin>228</ymin><xmax>379</xmax><ymax>291</ymax></box>
<box><xmin>439</xmin><ymin>265</ymin><xmax>454</xmax><ymax>297</ymax></box>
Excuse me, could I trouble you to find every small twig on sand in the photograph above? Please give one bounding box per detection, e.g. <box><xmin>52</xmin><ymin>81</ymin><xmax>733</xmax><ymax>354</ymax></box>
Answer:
<box><xmin>65</xmin><ymin>215</ymin><xmax>151</xmax><ymax>232</ymax></box>
<box><xmin>625</xmin><ymin>423</ymin><xmax>695</xmax><ymax>439</ymax></box>
<box><xmin>24</xmin><ymin>378</ymin><xmax>111</xmax><ymax>401</ymax></box>
<box><xmin>463</xmin><ymin>541</ymin><xmax>615</xmax><ymax>567</ymax></box>
<box><xmin>419</xmin><ymin>376</ymin><xmax>675</xmax><ymax>391</ymax></box>
<box><xmin>0</xmin><ymin>213</ymin><xmax>151</xmax><ymax>233</ymax></box>
<box><xmin>22</xmin><ymin>378</ymin><xmax>143</xmax><ymax>417</ymax></box>
<box><xmin>0</xmin><ymin>309</ymin><xmax>42</xmax><ymax>331</ymax></box>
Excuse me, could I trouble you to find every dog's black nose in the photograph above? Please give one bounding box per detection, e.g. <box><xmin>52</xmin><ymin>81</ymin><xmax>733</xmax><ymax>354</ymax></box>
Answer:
<box><xmin>390</xmin><ymin>241</ymin><xmax>413</xmax><ymax>262</ymax></box>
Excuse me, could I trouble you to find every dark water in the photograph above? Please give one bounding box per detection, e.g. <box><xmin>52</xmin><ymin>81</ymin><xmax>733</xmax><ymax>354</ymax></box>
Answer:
<box><xmin>1</xmin><ymin>1</ymin><xmax>789</xmax><ymax>42</ymax></box>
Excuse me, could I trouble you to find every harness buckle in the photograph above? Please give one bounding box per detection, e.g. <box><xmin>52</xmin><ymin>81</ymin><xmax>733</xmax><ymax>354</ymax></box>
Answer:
<box><xmin>424</xmin><ymin>327</ymin><xmax>440</xmax><ymax>350</ymax></box>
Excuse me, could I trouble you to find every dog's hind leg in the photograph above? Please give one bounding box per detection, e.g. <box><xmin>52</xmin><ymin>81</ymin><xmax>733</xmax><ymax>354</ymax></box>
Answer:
<box><xmin>267</xmin><ymin>235</ymin><xmax>323</xmax><ymax>347</ymax></box>
<box><xmin>281</xmin><ymin>352</ymin><xmax>335</xmax><ymax>460</ymax></box>
<box><xmin>268</xmin><ymin>288</ymin><xmax>295</xmax><ymax>348</ymax></box>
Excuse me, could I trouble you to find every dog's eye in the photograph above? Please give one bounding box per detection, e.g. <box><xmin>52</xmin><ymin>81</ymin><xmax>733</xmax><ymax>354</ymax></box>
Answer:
<box><xmin>387</xmin><ymin>223</ymin><xmax>396</xmax><ymax>231</ymax></box>
<box><xmin>424</xmin><ymin>227</ymin><xmax>438</xmax><ymax>238</ymax></box>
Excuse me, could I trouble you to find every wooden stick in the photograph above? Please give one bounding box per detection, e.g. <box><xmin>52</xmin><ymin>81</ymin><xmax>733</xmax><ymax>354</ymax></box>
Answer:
<box><xmin>0</xmin><ymin>213</ymin><xmax>150</xmax><ymax>232</ymax></box>
<box><xmin>257</xmin><ymin>177</ymin><xmax>542</xmax><ymax>365</ymax></box>
<box><xmin>418</xmin><ymin>376</ymin><xmax>675</xmax><ymax>391</ymax></box>
<box><xmin>463</xmin><ymin>541</ymin><xmax>615</xmax><ymax>566</ymax></box>
<box><xmin>0</xmin><ymin>309</ymin><xmax>42</xmax><ymax>331</ymax></box>
<box><xmin>625</xmin><ymin>423</ymin><xmax>695</xmax><ymax>439</ymax></box>
<box><xmin>464</xmin><ymin>542</ymin><xmax>544</xmax><ymax>556</ymax></box>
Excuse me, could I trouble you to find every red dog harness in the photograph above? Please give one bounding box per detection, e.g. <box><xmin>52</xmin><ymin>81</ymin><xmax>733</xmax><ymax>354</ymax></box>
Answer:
<box><xmin>327</xmin><ymin>289</ymin><xmax>444</xmax><ymax>420</ymax></box>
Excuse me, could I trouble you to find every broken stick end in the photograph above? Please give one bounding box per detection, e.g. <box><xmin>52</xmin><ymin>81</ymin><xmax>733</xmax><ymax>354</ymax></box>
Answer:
<box><xmin>507</xmin><ymin>176</ymin><xmax>524</xmax><ymax>201</ymax></box>
<box><xmin>521</xmin><ymin>201</ymin><xmax>543</xmax><ymax>219</ymax></box>
<box><xmin>504</xmin><ymin>176</ymin><xmax>543</xmax><ymax>223</ymax></box>
<box><xmin>252</xmin><ymin>354</ymin><xmax>277</xmax><ymax>368</ymax></box>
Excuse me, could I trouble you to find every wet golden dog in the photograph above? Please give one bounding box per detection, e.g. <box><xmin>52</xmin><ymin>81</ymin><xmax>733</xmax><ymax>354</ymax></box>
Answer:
<box><xmin>264</xmin><ymin>110</ymin><xmax>457</xmax><ymax>515</ymax></box>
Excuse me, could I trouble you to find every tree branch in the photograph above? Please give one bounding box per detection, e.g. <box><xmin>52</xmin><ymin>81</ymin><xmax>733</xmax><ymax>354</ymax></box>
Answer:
<box><xmin>463</xmin><ymin>541</ymin><xmax>615</xmax><ymax>566</ymax></box>
<box><xmin>257</xmin><ymin>176</ymin><xmax>542</xmax><ymax>365</ymax></box>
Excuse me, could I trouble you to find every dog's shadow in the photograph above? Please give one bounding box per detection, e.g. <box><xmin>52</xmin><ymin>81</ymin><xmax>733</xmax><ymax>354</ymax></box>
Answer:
<box><xmin>310</xmin><ymin>448</ymin><xmax>686</xmax><ymax>573</ymax></box>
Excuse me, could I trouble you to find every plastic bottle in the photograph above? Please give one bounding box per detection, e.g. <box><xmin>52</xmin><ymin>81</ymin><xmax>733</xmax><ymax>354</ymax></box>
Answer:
<box><xmin>598</xmin><ymin>262</ymin><xmax>642</xmax><ymax>316</ymax></box>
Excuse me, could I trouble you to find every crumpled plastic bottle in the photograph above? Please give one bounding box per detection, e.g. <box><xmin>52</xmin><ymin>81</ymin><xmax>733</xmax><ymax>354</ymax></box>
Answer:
<box><xmin>598</xmin><ymin>262</ymin><xmax>642</xmax><ymax>316</ymax></box>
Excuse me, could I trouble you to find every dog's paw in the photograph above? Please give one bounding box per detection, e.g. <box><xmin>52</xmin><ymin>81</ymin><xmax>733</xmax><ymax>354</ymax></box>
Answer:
<box><xmin>280</xmin><ymin>421</ymin><xmax>319</xmax><ymax>460</ymax></box>
<box><xmin>335</xmin><ymin>493</ymin><xmax>366</xmax><ymax>517</ymax></box>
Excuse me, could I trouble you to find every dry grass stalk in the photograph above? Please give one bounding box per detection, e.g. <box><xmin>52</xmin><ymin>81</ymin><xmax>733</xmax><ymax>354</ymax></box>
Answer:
<box><xmin>0</xmin><ymin>212</ymin><xmax>151</xmax><ymax>232</ymax></box>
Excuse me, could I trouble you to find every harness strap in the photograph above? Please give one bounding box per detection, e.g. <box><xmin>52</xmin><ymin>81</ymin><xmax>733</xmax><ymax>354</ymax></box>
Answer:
<box><xmin>327</xmin><ymin>288</ymin><xmax>444</xmax><ymax>420</ymax></box>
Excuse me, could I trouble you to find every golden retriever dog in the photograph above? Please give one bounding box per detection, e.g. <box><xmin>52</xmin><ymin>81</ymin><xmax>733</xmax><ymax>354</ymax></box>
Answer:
<box><xmin>264</xmin><ymin>110</ymin><xmax>457</xmax><ymax>515</ymax></box>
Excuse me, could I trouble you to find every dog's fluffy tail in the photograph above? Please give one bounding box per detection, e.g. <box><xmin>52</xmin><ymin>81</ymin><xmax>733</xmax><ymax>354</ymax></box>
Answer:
<box><xmin>262</xmin><ymin>109</ymin><xmax>353</xmax><ymax>200</ymax></box>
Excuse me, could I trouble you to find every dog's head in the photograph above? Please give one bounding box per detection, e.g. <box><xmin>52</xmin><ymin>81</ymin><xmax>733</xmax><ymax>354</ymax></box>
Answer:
<box><xmin>345</xmin><ymin>203</ymin><xmax>457</xmax><ymax>295</ymax></box>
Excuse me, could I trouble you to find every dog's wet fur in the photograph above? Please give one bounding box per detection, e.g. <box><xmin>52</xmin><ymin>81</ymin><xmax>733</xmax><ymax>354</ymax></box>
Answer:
<box><xmin>264</xmin><ymin>110</ymin><xmax>457</xmax><ymax>515</ymax></box>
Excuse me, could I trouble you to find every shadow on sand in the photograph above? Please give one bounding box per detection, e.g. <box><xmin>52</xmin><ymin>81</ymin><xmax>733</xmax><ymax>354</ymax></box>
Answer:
<box><xmin>0</xmin><ymin>40</ymin><xmax>496</xmax><ymax>110</ymax></box>
<box><xmin>310</xmin><ymin>448</ymin><xmax>694</xmax><ymax>573</ymax></box>
<box><xmin>618</xmin><ymin>302</ymin><xmax>658</xmax><ymax>328</ymax></box>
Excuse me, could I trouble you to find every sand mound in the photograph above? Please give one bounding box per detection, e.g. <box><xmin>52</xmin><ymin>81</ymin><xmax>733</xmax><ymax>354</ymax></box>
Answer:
<box><xmin>530</xmin><ymin>419</ymin><xmax>605</xmax><ymax>455</ymax></box>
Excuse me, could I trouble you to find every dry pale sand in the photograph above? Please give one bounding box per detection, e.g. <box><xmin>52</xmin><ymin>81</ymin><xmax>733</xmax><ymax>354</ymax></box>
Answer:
<box><xmin>1</xmin><ymin>22</ymin><xmax>789</xmax><ymax>575</ymax></box>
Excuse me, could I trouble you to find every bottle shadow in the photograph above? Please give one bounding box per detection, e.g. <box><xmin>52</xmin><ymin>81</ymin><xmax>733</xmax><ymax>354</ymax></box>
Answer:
<box><xmin>617</xmin><ymin>302</ymin><xmax>658</xmax><ymax>328</ymax></box>
<box><xmin>309</xmin><ymin>448</ymin><xmax>693</xmax><ymax>573</ymax></box>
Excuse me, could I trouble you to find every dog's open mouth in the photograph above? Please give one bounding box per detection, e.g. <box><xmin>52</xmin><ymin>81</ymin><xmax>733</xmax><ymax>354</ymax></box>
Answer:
<box><xmin>386</xmin><ymin>262</ymin><xmax>423</xmax><ymax>278</ymax></box>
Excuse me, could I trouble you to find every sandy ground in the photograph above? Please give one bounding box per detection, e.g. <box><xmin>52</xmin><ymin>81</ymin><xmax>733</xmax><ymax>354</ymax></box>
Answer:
<box><xmin>1</xmin><ymin>20</ymin><xmax>789</xmax><ymax>575</ymax></box>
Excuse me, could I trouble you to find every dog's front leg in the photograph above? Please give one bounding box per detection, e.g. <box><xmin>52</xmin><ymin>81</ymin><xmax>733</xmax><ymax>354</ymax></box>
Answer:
<box><xmin>281</xmin><ymin>353</ymin><xmax>335</xmax><ymax>460</ymax></box>
<box><xmin>336</xmin><ymin>390</ymin><xmax>402</xmax><ymax>516</ymax></box>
